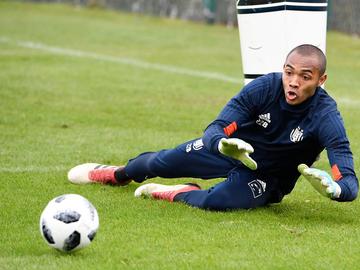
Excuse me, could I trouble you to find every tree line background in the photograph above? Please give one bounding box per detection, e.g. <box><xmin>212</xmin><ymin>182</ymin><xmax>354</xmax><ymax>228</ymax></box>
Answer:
<box><xmin>26</xmin><ymin>0</ymin><xmax>359</xmax><ymax>36</ymax></box>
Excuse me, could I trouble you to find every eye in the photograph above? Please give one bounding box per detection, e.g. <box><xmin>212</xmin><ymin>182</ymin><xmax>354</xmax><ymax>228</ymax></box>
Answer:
<box><xmin>303</xmin><ymin>75</ymin><xmax>311</xmax><ymax>81</ymax></box>
<box><xmin>285</xmin><ymin>70</ymin><xmax>292</xmax><ymax>76</ymax></box>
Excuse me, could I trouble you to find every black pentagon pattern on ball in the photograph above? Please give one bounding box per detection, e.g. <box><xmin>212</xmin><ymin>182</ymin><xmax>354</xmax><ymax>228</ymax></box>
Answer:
<box><xmin>41</xmin><ymin>221</ymin><xmax>55</xmax><ymax>244</ymax></box>
<box><xmin>87</xmin><ymin>230</ymin><xmax>97</xmax><ymax>241</ymax></box>
<box><xmin>63</xmin><ymin>231</ymin><xmax>81</xmax><ymax>252</ymax></box>
<box><xmin>54</xmin><ymin>211</ymin><xmax>81</xmax><ymax>224</ymax></box>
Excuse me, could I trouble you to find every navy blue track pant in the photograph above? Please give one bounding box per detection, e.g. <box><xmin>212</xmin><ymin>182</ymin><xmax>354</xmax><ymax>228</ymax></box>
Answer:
<box><xmin>125</xmin><ymin>139</ymin><xmax>282</xmax><ymax>210</ymax></box>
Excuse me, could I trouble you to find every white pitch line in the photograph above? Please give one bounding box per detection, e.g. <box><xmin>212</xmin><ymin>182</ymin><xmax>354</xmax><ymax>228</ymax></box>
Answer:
<box><xmin>0</xmin><ymin>36</ymin><xmax>241</xmax><ymax>84</ymax></box>
<box><xmin>335</xmin><ymin>97</ymin><xmax>360</xmax><ymax>107</ymax></box>
<box><xmin>0</xmin><ymin>166</ymin><xmax>68</xmax><ymax>173</ymax></box>
<box><xmin>1</xmin><ymin>37</ymin><xmax>359</xmax><ymax>106</ymax></box>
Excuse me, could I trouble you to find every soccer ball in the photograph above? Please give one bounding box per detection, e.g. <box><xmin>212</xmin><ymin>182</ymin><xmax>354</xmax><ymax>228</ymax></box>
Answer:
<box><xmin>39</xmin><ymin>194</ymin><xmax>99</xmax><ymax>252</ymax></box>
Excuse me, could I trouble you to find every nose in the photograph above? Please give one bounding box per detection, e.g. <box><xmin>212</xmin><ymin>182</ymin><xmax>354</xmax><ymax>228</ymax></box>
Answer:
<box><xmin>289</xmin><ymin>75</ymin><xmax>300</xmax><ymax>88</ymax></box>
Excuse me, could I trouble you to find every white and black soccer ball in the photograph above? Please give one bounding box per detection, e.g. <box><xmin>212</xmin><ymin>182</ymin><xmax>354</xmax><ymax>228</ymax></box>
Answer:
<box><xmin>39</xmin><ymin>194</ymin><xmax>99</xmax><ymax>252</ymax></box>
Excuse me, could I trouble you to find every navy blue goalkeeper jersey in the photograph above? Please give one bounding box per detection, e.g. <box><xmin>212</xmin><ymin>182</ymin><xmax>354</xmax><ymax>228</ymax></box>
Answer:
<box><xmin>202</xmin><ymin>72</ymin><xmax>358</xmax><ymax>202</ymax></box>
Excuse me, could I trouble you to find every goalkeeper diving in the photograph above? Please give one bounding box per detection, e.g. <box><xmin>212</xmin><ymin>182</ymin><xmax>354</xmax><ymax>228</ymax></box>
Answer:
<box><xmin>68</xmin><ymin>44</ymin><xmax>358</xmax><ymax>210</ymax></box>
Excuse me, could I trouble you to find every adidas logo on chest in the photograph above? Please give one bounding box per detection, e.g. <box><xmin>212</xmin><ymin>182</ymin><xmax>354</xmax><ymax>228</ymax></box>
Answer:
<box><xmin>256</xmin><ymin>113</ymin><xmax>271</xmax><ymax>128</ymax></box>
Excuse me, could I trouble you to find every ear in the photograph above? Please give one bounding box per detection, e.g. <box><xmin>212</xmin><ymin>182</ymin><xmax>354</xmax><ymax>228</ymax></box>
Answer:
<box><xmin>318</xmin><ymin>73</ymin><xmax>327</xmax><ymax>86</ymax></box>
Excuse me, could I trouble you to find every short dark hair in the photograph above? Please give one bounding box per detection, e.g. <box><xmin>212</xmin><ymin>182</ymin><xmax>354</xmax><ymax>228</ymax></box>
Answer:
<box><xmin>286</xmin><ymin>44</ymin><xmax>327</xmax><ymax>75</ymax></box>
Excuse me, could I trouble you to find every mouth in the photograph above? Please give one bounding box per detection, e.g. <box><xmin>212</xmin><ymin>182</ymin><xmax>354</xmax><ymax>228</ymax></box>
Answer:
<box><xmin>286</xmin><ymin>90</ymin><xmax>298</xmax><ymax>102</ymax></box>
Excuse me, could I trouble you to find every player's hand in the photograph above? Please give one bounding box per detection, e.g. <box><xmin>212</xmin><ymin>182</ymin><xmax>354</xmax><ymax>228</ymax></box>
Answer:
<box><xmin>218</xmin><ymin>138</ymin><xmax>257</xmax><ymax>170</ymax></box>
<box><xmin>298</xmin><ymin>164</ymin><xmax>341</xmax><ymax>199</ymax></box>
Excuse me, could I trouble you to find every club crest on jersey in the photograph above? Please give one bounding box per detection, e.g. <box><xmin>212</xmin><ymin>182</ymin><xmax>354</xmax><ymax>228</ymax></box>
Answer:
<box><xmin>290</xmin><ymin>126</ymin><xmax>304</xmax><ymax>143</ymax></box>
<box><xmin>256</xmin><ymin>113</ymin><xmax>271</xmax><ymax>128</ymax></box>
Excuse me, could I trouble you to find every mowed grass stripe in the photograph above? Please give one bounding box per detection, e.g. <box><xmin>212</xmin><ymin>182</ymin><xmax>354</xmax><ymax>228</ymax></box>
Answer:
<box><xmin>1</xmin><ymin>36</ymin><xmax>358</xmax><ymax>107</ymax></box>
<box><xmin>0</xmin><ymin>36</ymin><xmax>241</xmax><ymax>84</ymax></box>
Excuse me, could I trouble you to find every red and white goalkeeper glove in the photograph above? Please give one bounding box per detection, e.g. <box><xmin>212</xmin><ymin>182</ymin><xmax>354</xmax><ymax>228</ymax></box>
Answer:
<box><xmin>218</xmin><ymin>138</ymin><xmax>257</xmax><ymax>170</ymax></box>
<box><xmin>298</xmin><ymin>164</ymin><xmax>341</xmax><ymax>199</ymax></box>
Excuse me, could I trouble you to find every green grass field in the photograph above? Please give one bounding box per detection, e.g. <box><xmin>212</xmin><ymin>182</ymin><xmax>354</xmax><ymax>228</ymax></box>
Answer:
<box><xmin>1</xmin><ymin>1</ymin><xmax>360</xmax><ymax>269</ymax></box>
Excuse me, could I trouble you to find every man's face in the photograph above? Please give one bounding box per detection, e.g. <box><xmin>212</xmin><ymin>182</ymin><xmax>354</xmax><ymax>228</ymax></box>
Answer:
<box><xmin>282</xmin><ymin>52</ymin><xmax>327</xmax><ymax>105</ymax></box>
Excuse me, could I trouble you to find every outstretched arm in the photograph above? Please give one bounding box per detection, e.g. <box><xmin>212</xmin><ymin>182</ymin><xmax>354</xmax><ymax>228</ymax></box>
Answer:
<box><xmin>202</xmin><ymin>76</ymin><xmax>270</xmax><ymax>154</ymax></box>
<box><xmin>202</xmin><ymin>84</ymin><xmax>264</xmax><ymax>170</ymax></box>
<box><xmin>313</xmin><ymin>112</ymin><xmax>358</xmax><ymax>201</ymax></box>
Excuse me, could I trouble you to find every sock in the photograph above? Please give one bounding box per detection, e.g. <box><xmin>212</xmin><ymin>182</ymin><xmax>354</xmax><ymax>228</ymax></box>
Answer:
<box><xmin>173</xmin><ymin>192</ymin><xmax>186</xmax><ymax>202</ymax></box>
<box><xmin>173</xmin><ymin>183</ymin><xmax>201</xmax><ymax>202</ymax></box>
<box><xmin>114</xmin><ymin>167</ymin><xmax>130</xmax><ymax>183</ymax></box>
